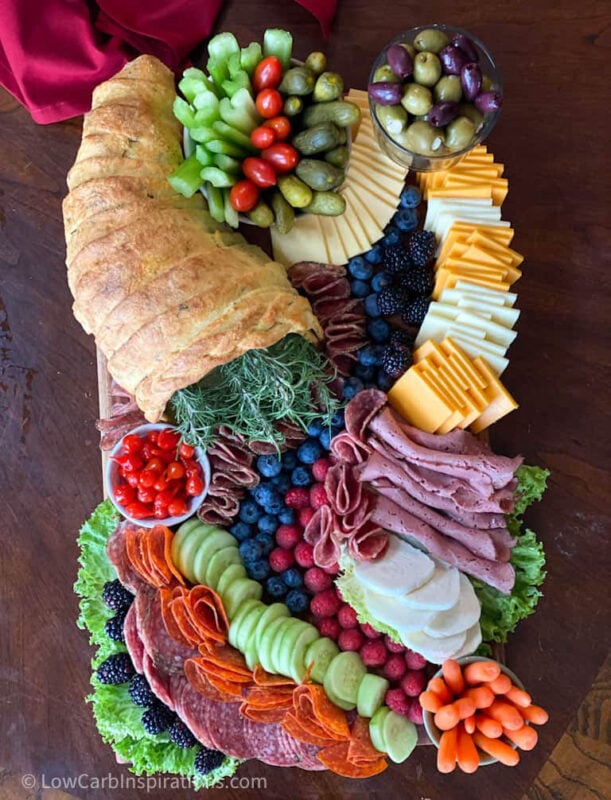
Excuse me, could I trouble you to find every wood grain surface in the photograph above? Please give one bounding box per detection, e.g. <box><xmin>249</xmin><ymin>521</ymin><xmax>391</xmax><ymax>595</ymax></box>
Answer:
<box><xmin>1</xmin><ymin>1</ymin><xmax>610</xmax><ymax>798</ymax></box>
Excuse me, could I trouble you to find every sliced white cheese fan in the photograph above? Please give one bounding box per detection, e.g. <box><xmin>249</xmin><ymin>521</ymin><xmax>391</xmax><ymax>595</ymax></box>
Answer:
<box><xmin>396</xmin><ymin>562</ymin><xmax>460</xmax><ymax>611</ymax></box>
<box><xmin>352</xmin><ymin>535</ymin><xmax>435</xmax><ymax>597</ymax></box>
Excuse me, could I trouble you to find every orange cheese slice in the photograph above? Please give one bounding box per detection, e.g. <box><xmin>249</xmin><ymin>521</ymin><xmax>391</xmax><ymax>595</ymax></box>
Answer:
<box><xmin>469</xmin><ymin>357</ymin><xmax>518</xmax><ymax>432</ymax></box>
<box><xmin>387</xmin><ymin>369</ymin><xmax>455</xmax><ymax>433</ymax></box>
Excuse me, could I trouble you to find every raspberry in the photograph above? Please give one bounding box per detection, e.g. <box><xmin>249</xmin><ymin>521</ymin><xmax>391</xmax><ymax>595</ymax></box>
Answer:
<box><xmin>298</xmin><ymin>507</ymin><xmax>316</xmax><ymax>527</ymax></box>
<box><xmin>385</xmin><ymin>687</ymin><xmax>411</xmax><ymax>716</ymax></box>
<box><xmin>383</xmin><ymin>654</ymin><xmax>407</xmax><ymax>682</ymax></box>
<box><xmin>285</xmin><ymin>487</ymin><xmax>311</xmax><ymax>509</ymax></box>
<box><xmin>294</xmin><ymin>541</ymin><xmax>315</xmax><ymax>568</ymax></box>
<box><xmin>360</xmin><ymin>622</ymin><xmax>383</xmax><ymax>639</ymax></box>
<box><xmin>323</xmin><ymin>561</ymin><xmax>340</xmax><ymax>575</ymax></box>
<box><xmin>401</xmin><ymin>669</ymin><xmax>427</xmax><ymax>697</ymax></box>
<box><xmin>310</xmin><ymin>588</ymin><xmax>341</xmax><ymax>618</ymax></box>
<box><xmin>309</xmin><ymin>483</ymin><xmax>329</xmax><ymax>510</ymax></box>
<box><xmin>304</xmin><ymin>567</ymin><xmax>333</xmax><ymax>593</ymax></box>
<box><xmin>384</xmin><ymin>635</ymin><xmax>405</xmax><ymax>654</ymax></box>
<box><xmin>317</xmin><ymin>616</ymin><xmax>341</xmax><ymax>640</ymax></box>
<box><xmin>311</xmin><ymin>458</ymin><xmax>331</xmax><ymax>482</ymax></box>
<box><xmin>359</xmin><ymin>639</ymin><xmax>387</xmax><ymax>668</ymax></box>
<box><xmin>275</xmin><ymin>524</ymin><xmax>302</xmax><ymax>549</ymax></box>
<box><xmin>338</xmin><ymin>628</ymin><xmax>364</xmax><ymax>652</ymax></box>
<box><xmin>269</xmin><ymin>547</ymin><xmax>295</xmax><ymax>572</ymax></box>
<box><xmin>407</xmin><ymin>697</ymin><xmax>424</xmax><ymax>725</ymax></box>
<box><xmin>404</xmin><ymin>649</ymin><xmax>427</xmax><ymax>670</ymax></box>
<box><xmin>337</xmin><ymin>603</ymin><xmax>359</xmax><ymax>629</ymax></box>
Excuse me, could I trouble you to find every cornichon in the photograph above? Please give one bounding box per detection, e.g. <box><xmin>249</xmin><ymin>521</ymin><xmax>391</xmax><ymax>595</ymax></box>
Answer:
<box><xmin>283</xmin><ymin>96</ymin><xmax>303</xmax><ymax>117</ymax></box>
<box><xmin>247</xmin><ymin>199</ymin><xmax>274</xmax><ymax>227</ymax></box>
<box><xmin>304</xmin><ymin>51</ymin><xmax>327</xmax><ymax>75</ymax></box>
<box><xmin>313</xmin><ymin>71</ymin><xmax>344</xmax><ymax>102</ymax></box>
<box><xmin>324</xmin><ymin>145</ymin><xmax>350</xmax><ymax>168</ymax></box>
<box><xmin>303</xmin><ymin>100</ymin><xmax>361</xmax><ymax>128</ymax></box>
<box><xmin>278</xmin><ymin>66</ymin><xmax>315</xmax><ymax>96</ymax></box>
<box><xmin>277</xmin><ymin>175</ymin><xmax>313</xmax><ymax>208</ymax></box>
<box><xmin>270</xmin><ymin>191</ymin><xmax>295</xmax><ymax>234</ymax></box>
<box><xmin>304</xmin><ymin>191</ymin><xmax>346</xmax><ymax>216</ymax></box>
<box><xmin>296</xmin><ymin>159</ymin><xmax>345</xmax><ymax>192</ymax></box>
<box><xmin>293</xmin><ymin>122</ymin><xmax>342</xmax><ymax>156</ymax></box>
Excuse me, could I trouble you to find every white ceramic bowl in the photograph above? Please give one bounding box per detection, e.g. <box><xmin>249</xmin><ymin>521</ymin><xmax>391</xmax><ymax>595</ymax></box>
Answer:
<box><xmin>105</xmin><ymin>423</ymin><xmax>210</xmax><ymax>528</ymax></box>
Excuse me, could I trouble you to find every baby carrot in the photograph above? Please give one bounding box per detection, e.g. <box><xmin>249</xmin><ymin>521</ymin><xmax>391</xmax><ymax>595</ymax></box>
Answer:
<box><xmin>520</xmin><ymin>704</ymin><xmax>549</xmax><ymax>725</ymax></box>
<box><xmin>488</xmin><ymin>673</ymin><xmax>512</xmax><ymax>694</ymax></box>
<box><xmin>503</xmin><ymin>723</ymin><xmax>539</xmax><ymax>751</ymax></box>
<box><xmin>456</xmin><ymin>723</ymin><xmax>480</xmax><ymax>773</ymax></box>
<box><xmin>434</xmin><ymin>703</ymin><xmax>460</xmax><ymax>731</ymax></box>
<box><xmin>475</xmin><ymin>715</ymin><xmax>503</xmax><ymax>738</ymax></box>
<box><xmin>442</xmin><ymin>658</ymin><xmax>465</xmax><ymax>695</ymax></box>
<box><xmin>420</xmin><ymin>690</ymin><xmax>443</xmax><ymax>714</ymax></box>
<box><xmin>464</xmin><ymin>714</ymin><xmax>476</xmax><ymax>735</ymax></box>
<box><xmin>463</xmin><ymin>661</ymin><xmax>502</xmax><ymax>685</ymax></box>
<box><xmin>454</xmin><ymin>696</ymin><xmax>476</xmax><ymax>721</ymax></box>
<box><xmin>487</xmin><ymin>700</ymin><xmax>524</xmax><ymax>731</ymax></box>
<box><xmin>437</xmin><ymin>727</ymin><xmax>458</xmax><ymax>773</ymax></box>
<box><xmin>473</xmin><ymin>731</ymin><xmax>520</xmax><ymax>766</ymax></box>
<box><xmin>428</xmin><ymin>676</ymin><xmax>453</xmax><ymax>705</ymax></box>
<box><xmin>505</xmin><ymin>686</ymin><xmax>532</xmax><ymax>708</ymax></box>
<box><xmin>465</xmin><ymin>685</ymin><xmax>494</xmax><ymax>709</ymax></box>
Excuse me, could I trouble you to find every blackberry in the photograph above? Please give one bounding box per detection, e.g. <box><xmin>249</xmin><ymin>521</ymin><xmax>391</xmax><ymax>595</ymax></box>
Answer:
<box><xmin>402</xmin><ymin>296</ymin><xmax>431</xmax><ymax>326</ymax></box>
<box><xmin>168</xmin><ymin>719</ymin><xmax>197</xmax><ymax>748</ymax></box>
<box><xmin>128</xmin><ymin>674</ymin><xmax>156</xmax><ymax>708</ymax></box>
<box><xmin>400</xmin><ymin>267</ymin><xmax>434</xmax><ymax>296</ymax></box>
<box><xmin>382</xmin><ymin>244</ymin><xmax>412</xmax><ymax>275</ymax></box>
<box><xmin>381</xmin><ymin>343</ymin><xmax>412</xmax><ymax>378</ymax></box>
<box><xmin>102</xmin><ymin>579</ymin><xmax>133</xmax><ymax>611</ymax></box>
<box><xmin>407</xmin><ymin>230</ymin><xmax>436</xmax><ymax>267</ymax></box>
<box><xmin>96</xmin><ymin>653</ymin><xmax>134</xmax><ymax>685</ymax></box>
<box><xmin>141</xmin><ymin>703</ymin><xmax>175</xmax><ymax>735</ymax></box>
<box><xmin>377</xmin><ymin>286</ymin><xmax>407</xmax><ymax>316</ymax></box>
<box><xmin>104</xmin><ymin>608</ymin><xmax>128</xmax><ymax>642</ymax></box>
<box><xmin>390</xmin><ymin>329</ymin><xmax>414</xmax><ymax>347</ymax></box>
<box><xmin>195</xmin><ymin>746</ymin><xmax>225</xmax><ymax>774</ymax></box>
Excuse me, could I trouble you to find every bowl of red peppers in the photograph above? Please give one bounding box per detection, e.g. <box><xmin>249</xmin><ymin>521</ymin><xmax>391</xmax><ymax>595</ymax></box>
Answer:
<box><xmin>105</xmin><ymin>423</ymin><xmax>210</xmax><ymax>528</ymax></box>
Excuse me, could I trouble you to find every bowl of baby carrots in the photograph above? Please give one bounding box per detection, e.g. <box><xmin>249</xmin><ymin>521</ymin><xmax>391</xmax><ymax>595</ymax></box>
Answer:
<box><xmin>420</xmin><ymin>657</ymin><xmax>549</xmax><ymax>772</ymax></box>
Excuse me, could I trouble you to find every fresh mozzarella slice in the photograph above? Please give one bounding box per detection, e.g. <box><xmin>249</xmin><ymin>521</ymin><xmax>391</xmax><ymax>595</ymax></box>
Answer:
<box><xmin>400</xmin><ymin>628</ymin><xmax>467</xmax><ymax>665</ymax></box>
<box><xmin>353</xmin><ymin>535</ymin><xmax>435</xmax><ymax>596</ymax></box>
<box><xmin>365</xmin><ymin>589</ymin><xmax>437</xmax><ymax>631</ymax></box>
<box><xmin>397</xmin><ymin>563</ymin><xmax>460</xmax><ymax>611</ymax></box>
<box><xmin>447</xmin><ymin>622</ymin><xmax>483</xmax><ymax>659</ymax></box>
<box><xmin>423</xmin><ymin>574</ymin><xmax>481</xmax><ymax>638</ymax></box>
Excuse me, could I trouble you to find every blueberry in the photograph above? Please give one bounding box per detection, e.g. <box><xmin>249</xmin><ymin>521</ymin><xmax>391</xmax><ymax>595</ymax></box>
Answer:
<box><xmin>364</xmin><ymin>293</ymin><xmax>380</xmax><ymax>318</ymax></box>
<box><xmin>255</xmin><ymin>532</ymin><xmax>274</xmax><ymax>556</ymax></box>
<box><xmin>394</xmin><ymin>208</ymin><xmax>419</xmax><ymax>232</ymax></box>
<box><xmin>278</xmin><ymin>507</ymin><xmax>295</xmax><ymax>525</ymax></box>
<box><xmin>286</xmin><ymin>589</ymin><xmax>309</xmax><ymax>614</ymax></box>
<box><xmin>266</xmin><ymin>576</ymin><xmax>288</xmax><ymax>598</ymax></box>
<box><xmin>271</xmin><ymin>472</ymin><xmax>291</xmax><ymax>493</ymax></box>
<box><xmin>347</xmin><ymin>256</ymin><xmax>373</xmax><ymax>281</ymax></box>
<box><xmin>367</xmin><ymin>318</ymin><xmax>391</xmax><ymax>343</ymax></box>
<box><xmin>283</xmin><ymin>568</ymin><xmax>304</xmax><ymax>588</ymax></box>
<box><xmin>281</xmin><ymin>451</ymin><xmax>298</xmax><ymax>470</ymax></box>
<box><xmin>253</xmin><ymin>483</ymin><xmax>284</xmax><ymax>514</ymax></box>
<box><xmin>256</xmin><ymin>454</ymin><xmax>282</xmax><ymax>478</ymax></box>
<box><xmin>239</xmin><ymin>539</ymin><xmax>264</xmax><ymax>563</ymax></box>
<box><xmin>297</xmin><ymin>438</ymin><xmax>323</xmax><ymax>465</ymax></box>
<box><xmin>307</xmin><ymin>418</ymin><xmax>324</xmax><ymax>437</ymax></box>
<box><xmin>364</xmin><ymin>243</ymin><xmax>384</xmax><ymax>264</ymax></box>
<box><xmin>350</xmin><ymin>279</ymin><xmax>370</xmax><ymax>298</ymax></box>
<box><xmin>355</xmin><ymin>363</ymin><xmax>375</xmax><ymax>381</ymax></box>
<box><xmin>358</xmin><ymin>344</ymin><xmax>383</xmax><ymax>367</ymax></box>
<box><xmin>400</xmin><ymin>185</ymin><xmax>422</xmax><ymax>209</ymax></box>
<box><xmin>247</xmin><ymin>559</ymin><xmax>271</xmax><ymax>581</ymax></box>
<box><xmin>261</xmin><ymin>493</ymin><xmax>284</xmax><ymax>516</ymax></box>
<box><xmin>382</xmin><ymin>228</ymin><xmax>401</xmax><ymax>246</ymax></box>
<box><xmin>342</xmin><ymin>376</ymin><xmax>365</xmax><ymax>400</ymax></box>
<box><xmin>291</xmin><ymin>465</ymin><xmax>312</xmax><ymax>487</ymax></box>
<box><xmin>257</xmin><ymin>514</ymin><xmax>279</xmax><ymax>535</ymax></box>
<box><xmin>319</xmin><ymin>428</ymin><xmax>332</xmax><ymax>450</ymax></box>
<box><xmin>330</xmin><ymin>409</ymin><xmax>344</xmax><ymax>428</ymax></box>
<box><xmin>238</xmin><ymin>500</ymin><xmax>261</xmax><ymax>524</ymax></box>
<box><xmin>371</xmin><ymin>271</ymin><xmax>393</xmax><ymax>293</ymax></box>
<box><xmin>376</xmin><ymin>370</ymin><xmax>394</xmax><ymax>391</ymax></box>
<box><xmin>230</xmin><ymin>521</ymin><xmax>254</xmax><ymax>542</ymax></box>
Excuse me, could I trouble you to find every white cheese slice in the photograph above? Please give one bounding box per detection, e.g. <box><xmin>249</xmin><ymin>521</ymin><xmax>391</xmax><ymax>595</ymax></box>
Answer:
<box><xmin>449</xmin><ymin>333</ymin><xmax>510</xmax><ymax>375</ymax></box>
<box><xmin>400</xmin><ymin>628</ymin><xmax>467</xmax><ymax>665</ymax></box>
<box><xmin>271</xmin><ymin>214</ymin><xmax>329</xmax><ymax>266</ymax></box>
<box><xmin>342</xmin><ymin>184</ymin><xmax>391</xmax><ymax>237</ymax></box>
<box><xmin>454</xmin><ymin>281</ymin><xmax>518</xmax><ymax>306</ymax></box>
<box><xmin>441</xmin><ymin>287</ymin><xmax>507</xmax><ymax>307</ymax></box>
<box><xmin>397</xmin><ymin>563</ymin><xmax>460</xmax><ymax>610</ymax></box>
<box><xmin>458</xmin><ymin>300</ymin><xmax>520</xmax><ymax>328</ymax></box>
<box><xmin>349</xmin><ymin>145</ymin><xmax>406</xmax><ymax>184</ymax></box>
<box><xmin>365</xmin><ymin>589</ymin><xmax>437</xmax><ymax>631</ymax></box>
<box><xmin>353</xmin><ymin>535</ymin><xmax>435</xmax><ymax>596</ymax></box>
<box><xmin>424</xmin><ymin>573</ymin><xmax>481</xmax><ymax>638</ymax></box>
<box><xmin>348</xmin><ymin>150</ymin><xmax>406</xmax><ymax>194</ymax></box>
<box><xmin>334</xmin><ymin>216</ymin><xmax>366</xmax><ymax>261</ymax></box>
<box><xmin>316</xmin><ymin>216</ymin><xmax>348</xmax><ymax>265</ymax></box>
<box><xmin>447</xmin><ymin>621</ymin><xmax>483</xmax><ymax>659</ymax></box>
<box><xmin>454</xmin><ymin>311</ymin><xmax>517</xmax><ymax>347</ymax></box>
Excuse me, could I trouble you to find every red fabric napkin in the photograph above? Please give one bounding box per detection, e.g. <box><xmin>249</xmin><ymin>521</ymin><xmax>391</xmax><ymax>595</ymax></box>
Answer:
<box><xmin>0</xmin><ymin>0</ymin><xmax>338</xmax><ymax>124</ymax></box>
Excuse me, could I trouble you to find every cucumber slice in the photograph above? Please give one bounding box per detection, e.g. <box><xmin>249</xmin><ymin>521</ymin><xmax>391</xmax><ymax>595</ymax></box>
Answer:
<box><xmin>216</xmin><ymin>563</ymin><xmax>247</xmax><ymax>598</ymax></box>
<box><xmin>190</xmin><ymin>530</ymin><xmax>237</xmax><ymax>584</ymax></box>
<box><xmin>244</xmin><ymin>641</ymin><xmax>260</xmax><ymax>671</ymax></box>
<box><xmin>289</xmin><ymin>625</ymin><xmax>322</xmax><ymax>684</ymax></box>
<box><xmin>324</xmin><ymin>681</ymin><xmax>356</xmax><ymax>711</ymax></box>
<box><xmin>223</xmin><ymin>578</ymin><xmax>263</xmax><ymax>620</ymax></box>
<box><xmin>227</xmin><ymin>599</ymin><xmax>262</xmax><ymax>649</ymax></box>
<box><xmin>235</xmin><ymin>602</ymin><xmax>267</xmax><ymax>654</ymax></box>
<box><xmin>382</xmin><ymin>711</ymin><xmax>418</xmax><ymax>764</ymax></box>
<box><xmin>253</xmin><ymin>603</ymin><xmax>290</xmax><ymax>649</ymax></box>
<box><xmin>173</xmin><ymin>518</ymin><xmax>205</xmax><ymax>547</ymax></box>
<box><xmin>357</xmin><ymin>673</ymin><xmax>390</xmax><ymax>718</ymax></box>
<box><xmin>369</xmin><ymin>707</ymin><xmax>390</xmax><ymax>753</ymax></box>
<box><xmin>173</xmin><ymin>525</ymin><xmax>210</xmax><ymax>582</ymax></box>
<box><xmin>204</xmin><ymin>545</ymin><xmax>241</xmax><ymax>589</ymax></box>
<box><xmin>258</xmin><ymin>616</ymin><xmax>289</xmax><ymax>674</ymax></box>
<box><xmin>270</xmin><ymin>618</ymin><xmax>304</xmax><ymax>676</ymax></box>
<box><xmin>304</xmin><ymin>637</ymin><xmax>339</xmax><ymax>684</ymax></box>
<box><xmin>323</xmin><ymin>652</ymin><xmax>367</xmax><ymax>707</ymax></box>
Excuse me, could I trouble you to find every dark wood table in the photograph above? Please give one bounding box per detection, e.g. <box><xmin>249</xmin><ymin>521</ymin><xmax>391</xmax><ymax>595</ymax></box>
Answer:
<box><xmin>1</xmin><ymin>1</ymin><xmax>610</xmax><ymax>798</ymax></box>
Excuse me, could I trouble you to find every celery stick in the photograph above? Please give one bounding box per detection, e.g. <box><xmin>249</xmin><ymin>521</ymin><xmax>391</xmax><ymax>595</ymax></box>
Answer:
<box><xmin>219</xmin><ymin>97</ymin><xmax>257</xmax><ymax>134</ymax></box>
<box><xmin>223</xmin><ymin>188</ymin><xmax>240</xmax><ymax>228</ymax></box>
<box><xmin>222</xmin><ymin>71</ymin><xmax>252</xmax><ymax>99</ymax></box>
<box><xmin>200</xmin><ymin>167</ymin><xmax>237</xmax><ymax>188</ymax></box>
<box><xmin>178</xmin><ymin>77</ymin><xmax>206</xmax><ymax>104</ymax></box>
<box><xmin>213</xmin><ymin>154</ymin><xmax>242</xmax><ymax>174</ymax></box>
<box><xmin>195</xmin><ymin>145</ymin><xmax>214</xmax><ymax>166</ymax></box>
<box><xmin>212</xmin><ymin>120</ymin><xmax>257</xmax><ymax>152</ymax></box>
<box><xmin>173</xmin><ymin>97</ymin><xmax>196</xmax><ymax>128</ymax></box>
<box><xmin>189</xmin><ymin>126</ymin><xmax>217</xmax><ymax>144</ymax></box>
<box><xmin>240</xmin><ymin>42</ymin><xmax>263</xmax><ymax>76</ymax></box>
<box><xmin>193</xmin><ymin>90</ymin><xmax>219</xmax><ymax>112</ymax></box>
<box><xmin>227</xmin><ymin>52</ymin><xmax>243</xmax><ymax>79</ymax></box>
<box><xmin>206</xmin><ymin>139</ymin><xmax>249</xmax><ymax>158</ymax></box>
<box><xmin>193</xmin><ymin>105</ymin><xmax>220</xmax><ymax>127</ymax></box>
<box><xmin>207</xmin><ymin>32</ymin><xmax>240</xmax><ymax>88</ymax></box>
<box><xmin>205</xmin><ymin>183</ymin><xmax>226</xmax><ymax>223</ymax></box>
<box><xmin>168</xmin><ymin>154</ymin><xmax>203</xmax><ymax>197</ymax></box>
<box><xmin>232</xmin><ymin>89</ymin><xmax>260</xmax><ymax>125</ymax></box>
<box><xmin>263</xmin><ymin>29</ymin><xmax>293</xmax><ymax>71</ymax></box>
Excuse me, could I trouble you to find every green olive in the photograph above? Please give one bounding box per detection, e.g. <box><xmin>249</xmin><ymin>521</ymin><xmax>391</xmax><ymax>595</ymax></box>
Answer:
<box><xmin>413</xmin><ymin>52</ymin><xmax>442</xmax><ymax>87</ymax></box>
<box><xmin>374</xmin><ymin>64</ymin><xmax>400</xmax><ymax>82</ymax></box>
<box><xmin>398</xmin><ymin>42</ymin><xmax>416</xmax><ymax>59</ymax></box>
<box><xmin>458</xmin><ymin>103</ymin><xmax>484</xmax><ymax>131</ymax></box>
<box><xmin>434</xmin><ymin>75</ymin><xmax>463</xmax><ymax>103</ymax></box>
<box><xmin>445</xmin><ymin>116</ymin><xmax>476</xmax><ymax>151</ymax></box>
<box><xmin>376</xmin><ymin>104</ymin><xmax>408</xmax><ymax>136</ymax></box>
<box><xmin>401</xmin><ymin>83</ymin><xmax>433</xmax><ymax>116</ymax></box>
<box><xmin>413</xmin><ymin>28</ymin><xmax>450</xmax><ymax>54</ymax></box>
<box><xmin>481</xmin><ymin>75</ymin><xmax>494</xmax><ymax>93</ymax></box>
<box><xmin>400</xmin><ymin>120</ymin><xmax>445</xmax><ymax>156</ymax></box>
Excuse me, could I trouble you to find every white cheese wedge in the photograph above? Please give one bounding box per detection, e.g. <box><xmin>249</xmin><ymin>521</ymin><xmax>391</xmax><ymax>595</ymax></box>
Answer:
<box><xmin>447</xmin><ymin>622</ymin><xmax>483</xmax><ymax>659</ymax></box>
<box><xmin>400</xmin><ymin>628</ymin><xmax>467</xmax><ymax>665</ymax></box>
<box><xmin>271</xmin><ymin>214</ymin><xmax>329</xmax><ymax>266</ymax></box>
<box><xmin>397</xmin><ymin>563</ymin><xmax>460</xmax><ymax>610</ymax></box>
<box><xmin>424</xmin><ymin>573</ymin><xmax>481</xmax><ymax>638</ymax></box>
<box><xmin>334</xmin><ymin>216</ymin><xmax>365</xmax><ymax>260</ymax></box>
<box><xmin>342</xmin><ymin>185</ymin><xmax>390</xmax><ymax>239</ymax></box>
<box><xmin>353</xmin><ymin>535</ymin><xmax>435</xmax><ymax>596</ymax></box>
<box><xmin>365</xmin><ymin>588</ymin><xmax>437</xmax><ymax>631</ymax></box>
<box><xmin>316</xmin><ymin>215</ymin><xmax>349</xmax><ymax>265</ymax></box>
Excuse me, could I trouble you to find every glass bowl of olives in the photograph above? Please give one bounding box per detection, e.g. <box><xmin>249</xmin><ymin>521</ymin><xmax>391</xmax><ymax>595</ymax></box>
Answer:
<box><xmin>368</xmin><ymin>25</ymin><xmax>503</xmax><ymax>171</ymax></box>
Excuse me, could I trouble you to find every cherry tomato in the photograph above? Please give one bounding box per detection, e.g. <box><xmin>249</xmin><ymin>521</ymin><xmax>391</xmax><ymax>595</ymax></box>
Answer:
<box><xmin>229</xmin><ymin>179</ymin><xmax>259</xmax><ymax>212</ymax></box>
<box><xmin>155</xmin><ymin>489</ymin><xmax>176</xmax><ymax>507</ymax></box>
<box><xmin>122</xmin><ymin>434</ymin><xmax>143</xmax><ymax>454</ymax></box>
<box><xmin>119</xmin><ymin>453</ymin><xmax>144</xmax><ymax>473</ymax></box>
<box><xmin>151</xmin><ymin>446</ymin><xmax>175</xmax><ymax>464</ymax></box>
<box><xmin>166</xmin><ymin>461</ymin><xmax>185</xmax><ymax>480</ymax></box>
<box><xmin>146</xmin><ymin>431</ymin><xmax>160</xmax><ymax>446</ymax></box>
<box><xmin>125</xmin><ymin>501</ymin><xmax>153</xmax><ymax>520</ymax></box>
<box><xmin>168</xmin><ymin>498</ymin><xmax>189</xmax><ymax>517</ymax></box>
<box><xmin>186</xmin><ymin>474</ymin><xmax>205</xmax><ymax>496</ymax></box>
<box><xmin>242</xmin><ymin>157</ymin><xmax>277</xmax><ymax>189</ymax></box>
<box><xmin>139</xmin><ymin>469</ymin><xmax>158</xmax><ymax>489</ymax></box>
<box><xmin>182</xmin><ymin>458</ymin><xmax>200</xmax><ymax>476</ymax></box>
<box><xmin>137</xmin><ymin>487</ymin><xmax>156</xmax><ymax>504</ymax></box>
<box><xmin>144</xmin><ymin>457</ymin><xmax>164</xmax><ymax>474</ymax></box>
<box><xmin>179</xmin><ymin>442</ymin><xmax>195</xmax><ymax>459</ymax></box>
<box><xmin>141</xmin><ymin>442</ymin><xmax>153</xmax><ymax>460</ymax></box>
<box><xmin>153</xmin><ymin>474</ymin><xmax>170</xmax><ymax>492</ymax></box>
<box><xmin>251</xmin><ymin>125</ymin><xmax>276</xmax><ymax>150</ymax></box>
<box><xmin>125</xmin><ymin>472</ymin><xmax>140</xmax><ymax>488</ymax></box>
<box><xmin>256</xmin><ymin>88</ymin><xmax>283</xmax><ymax>119</ymax></box>
<box><xmin>264</xmin><ymin>116</ymin><xmax>291</xmax><ymax>141</ymax></box>
<box><xmin>114</xmin><ymin>484</ymin><xmax>136</xmax><ymax>506</ymax></box>
<box><xmin>157</xmin><ymin>429</ymin><xmax>180</xmax><ymax>451</ymax></box>
<box><xmin>253</xmin><ymin>56</ymin><xmax>283</xmax><ymax>93</ymax></box>
<box><xmin>261</xmin><ymin>143</ymin><xmax>300</xmax><ymax>174</ymax></box>
<box><xmin>154</xmin><ymin>504</ymin><xmax>169</xmax><ymax>519</ymax></box>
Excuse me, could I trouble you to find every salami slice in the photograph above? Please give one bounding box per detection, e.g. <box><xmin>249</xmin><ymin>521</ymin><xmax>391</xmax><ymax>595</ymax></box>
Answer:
<box><xmin>304</xmin><ymin>506</ymin><xmax>341</xmax><ymax>570</ymax></box>
<box><xmin>123</xmin><ymin>603</ymin><xmax>144</xmax><ymax>674</ymax></box>
<box><xmin>106</xmin><ymin>522</ymin><xmax>147</xmax><ymax>593</ymax></box>
<box><xmin>135</xmin><ymin>586</ymin><xmax>198</xmax><ymax>676</ymax></box>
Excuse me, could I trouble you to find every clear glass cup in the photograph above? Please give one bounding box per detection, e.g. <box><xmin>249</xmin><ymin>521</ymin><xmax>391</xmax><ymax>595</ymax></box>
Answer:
<box><xmin>368</xmin><ymin>25</ymin><xmax>503</xmax><ymax>172</ymax></box>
